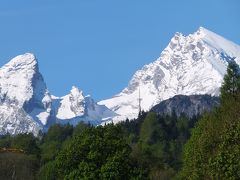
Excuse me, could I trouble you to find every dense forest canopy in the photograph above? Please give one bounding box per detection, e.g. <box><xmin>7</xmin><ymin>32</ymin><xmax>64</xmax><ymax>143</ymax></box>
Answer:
<box><xmin>0</xmin><ymin>112</ymin><xmax>199</xmax><ymax>179</ymax></box>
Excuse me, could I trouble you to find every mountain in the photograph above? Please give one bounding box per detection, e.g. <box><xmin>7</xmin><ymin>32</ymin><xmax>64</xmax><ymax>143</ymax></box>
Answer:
<box><xmin>52</xmin><ymin>86</ymin><xmax>116</xmax><ymax>126</ymax></box>
<box><xmin>0</xmin><ymin>53</ymin><xmax>52</xmax><ymax>135</ymax></box>
<box><xmin>99</xmin><ymin>27</ymin><xmax>240</xmax><ymax>122</ymax></box>
<box><xmin>1</xmin><ymin>27</ymin><xmax>240</xmax><ymax>135</ymax></box>
<box><xmin>150</xmin><ymin>94</ymin><xmax>220</xmax><ymax>118</ymax></box>
<box><xmin>0</xmin><ymin>53</ymin><xmax>116</xmax><ymax>135</ymax></box>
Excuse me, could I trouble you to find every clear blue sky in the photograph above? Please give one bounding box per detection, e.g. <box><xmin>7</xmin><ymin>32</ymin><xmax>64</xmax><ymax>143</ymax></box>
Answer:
<box><xmin>0</xmin><ymin>0</ymin><xmax>239</xmax><ymax>100</ymax></box>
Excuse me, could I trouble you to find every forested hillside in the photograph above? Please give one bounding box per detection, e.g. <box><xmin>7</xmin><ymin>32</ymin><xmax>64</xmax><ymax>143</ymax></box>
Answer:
<box><xmin>179</xmin><ymin>61</ymin><xmax>240</xmax><ymax>179</ymax></box>
<box><xmin>0</xmin><ymin>112</ymin><xmax>199</xmax><ymax>179</ymax></box>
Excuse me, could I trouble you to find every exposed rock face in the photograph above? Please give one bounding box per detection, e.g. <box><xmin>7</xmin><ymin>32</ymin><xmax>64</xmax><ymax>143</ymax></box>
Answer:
<box><xmin>150</xmin><ymin>95</ymin><xmax>220</xmax><ymax>118</ymax></box>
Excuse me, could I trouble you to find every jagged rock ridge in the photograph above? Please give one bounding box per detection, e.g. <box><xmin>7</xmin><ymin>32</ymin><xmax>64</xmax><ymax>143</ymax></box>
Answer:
<box><xmin>99</xmin><ymin>27</ymin><xmax>240</xmax><ymax>122</ymax></box>
<box><xmin>0</xmin><ymin>54</ymin><xmax>116</xmax><ymax>135</ymax></box>
<box><xmin>1</xmin><ymin>27</ymin><xmax>240</xmax><ymax>135</ymax></box>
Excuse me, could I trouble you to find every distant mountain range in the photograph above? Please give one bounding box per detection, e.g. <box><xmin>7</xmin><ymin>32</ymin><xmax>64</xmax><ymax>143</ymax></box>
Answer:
<box><xmin>0</xmin><ymin>27</ymin><xmax>240</xmax><ymax>135</ymax></box>
<box><xmin>99</xmin><ymin>27</ymin><xmax>240</xmax><ymax>122</ymax></box>
<box><xmin>0</xmin><ymin>54</ymin><xmax>116</xmax><ymax>135</ymax></box>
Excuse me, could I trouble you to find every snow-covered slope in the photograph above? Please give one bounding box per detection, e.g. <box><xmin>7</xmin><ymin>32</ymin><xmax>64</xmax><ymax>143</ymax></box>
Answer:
<box><xmin>0</xmin><ymin>53</ymin><xmax>53</xmax><ymax>135</ymax></box>
<box><xmin>99</xmin><ymin>27</ymin><xmax>240</xmax><ymax>122</ymax></box>
<box><xmin>52</xmin><ymin>86</ymin><xmax>117</xmax><ymax>126</ymax></box>
<box><xmin>0</xmin><ymin>53</ymin><xmax>116</xmax><ymax>135</ymax></box>
<box><xmin>55</xmin><ymin>87</ymin><xmax>86</xmax><ymax>120</ymax></box>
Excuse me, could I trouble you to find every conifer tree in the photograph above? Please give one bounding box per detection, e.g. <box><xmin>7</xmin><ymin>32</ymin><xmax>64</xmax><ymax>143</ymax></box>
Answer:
<box><xmin>220</xmin><ymin>60</ymin><xmax>240</xmax><ymax>101</ymax></box>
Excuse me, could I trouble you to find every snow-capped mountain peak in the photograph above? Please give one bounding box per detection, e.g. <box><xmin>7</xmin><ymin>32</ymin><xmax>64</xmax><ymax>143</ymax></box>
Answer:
<box><xmin>0</xmin><ymin>53</ymin><xmax>52</xmax><ymax>135</ymax></box>
<box><xmin>2</xmin><ymin>53</ymin><xmax>37</xmax><ymax>68</ymax></box>
<box><xmin>0</xmin><ymin>54</ymin><xmax>117</xmax><ymax>135</ymax></box>
<box><xmin>52</xmin><ymin>85</ymin><xmax>117</xmax><ymax>126</ymax></box>
<box><xmin>195</xmin><ymin>27</ymin><xmax>240</xmax><ymax>64</ymax></box>
<box><xmin>0</xmin><ymin>53</ymin><xmax>40</xmax><ymax>106</ymax></box>
<box><xmin>99</xmin><ymin>27</ymin><xmax>240</xmax><ymax>122</ymax></box>
<box><xmin>70</xmin><ymin>86</ymin><xmax>84</xmax><ymax>98</ymax></box>
<box><xmin>1</xmin><ymin>27</ymin><xmax>240</xmax><ymax>135</ymax></box>
<box><xmin>56</xmin><ymin>86</ymin><xmax>86</xmax><ymax>119</ymax></box>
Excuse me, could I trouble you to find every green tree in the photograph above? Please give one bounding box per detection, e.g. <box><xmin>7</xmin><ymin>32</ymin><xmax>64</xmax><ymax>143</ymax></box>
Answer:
<box><xmin>40</xmin><ymin>124</ymin><xmax>73</xmax><ymax>164</ymax></box>
<box><xmin>38</xmin><ymin>161</ymin><xmax>58</xmax><ymax>180</ymax></box>
<box><xmin>53</xmin><ymin>125</ymin><xmax>143</xmax><ymax>179</ymax></box>
<box><xmin>0</xmin><ymin>152</ymin><xmax>39</xmax><ymax>180</ymax></box>
<box><xmin>221</xmin><ymin>60</ymin><xmax>240</xmax><ymax>101</ymax></box>
<box><xmin>72</xmin><ymin>121</ymin><xmax>90</xmax><ymax>137</ymax></box>
<box><xmin>11</xmin><ymin>133</ymin><xmax>40</xmax><ymax>155</ymax></box>
<box><xmin>139</xmin><ymin>112</ymin><xmax>165</xmax><ymax>146</ymax></box>
<box><xmin>209</xmin><ymin>120</ymin><xmax>240</xmax><ymax>179</ymax></box>
<box><xmin>0</xmin><ymin>134</ymin><xmax>11</xmax><ymax>148</ymax></box>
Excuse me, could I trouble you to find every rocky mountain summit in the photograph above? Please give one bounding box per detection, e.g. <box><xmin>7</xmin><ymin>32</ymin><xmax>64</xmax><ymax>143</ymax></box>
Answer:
<box><xmin>99</xmin><ymin>27</ymin><xmax>240</xmax><ymax>122</ymax></box>
<box><xmin>1</xmin><ymin>27</ymin><xmax>240</xmax><ymax>135</ymax></box>
<box><xmin>0</xmin><ymin>54</ymin><xmax>116</xmax><ymax>135</ymax></box>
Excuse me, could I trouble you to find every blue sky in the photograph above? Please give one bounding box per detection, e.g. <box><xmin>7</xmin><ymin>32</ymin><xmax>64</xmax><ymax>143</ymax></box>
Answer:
<box><xmin>0</xmin><ymin>0</ymin><xmax>239</xmax><ymax>100</ymax></box>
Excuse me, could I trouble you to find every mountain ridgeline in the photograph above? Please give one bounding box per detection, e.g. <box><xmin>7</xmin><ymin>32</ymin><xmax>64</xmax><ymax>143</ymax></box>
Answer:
<box><xmin>99</xmin><ymin>27</ymin><xmax>240</xmax><ymax>122</ymax></box>
<box><xmin>0</xmin><ymin>54</ymin><xmax>116</xmax><ymax>136</ymax></box>
<box><xmin>151</xmin><ymin>95</ymin><xmax>220</xmax><ymax>118</ymax></box>
<box><xmin>0</xmin><ymin>27</ymin><xmax>240</xmax><ymax>136</ymax></box>
<box><xmin>0</xmin><ymin>27</ymin><xmax>240</xmax><ymax>179</ymax></box>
